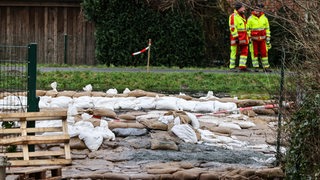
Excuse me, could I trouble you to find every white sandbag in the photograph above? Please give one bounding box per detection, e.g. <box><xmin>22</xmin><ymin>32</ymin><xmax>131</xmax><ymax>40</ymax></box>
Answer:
<box><xmin>49</xmin><ymin>96</ymin><xmax>72</xmax><ymax>108</ymax></box>
<box><xmin>95</xmin><ymin>126</ymin><xmax>115</xmax><ymax>141</ymax></box>
<box><xmin>171</xmin><ymin>124</ymin><xmax>197</xmax><ymax>143</ymax></box>
<box><xmin>114</xmin><ymin>97</ymin><xmax>138</xmax><ymax>110</ymax></box>
<box><xmin>216</xmin><ymin>135</ymin><xmax>236</xmax><ymax>144</ymax></box>
<box><xmin>3</xmin><ymin>96</ymin><xmax>26</xmax><ymax>106</ymax></box>
<box><xmin>68</xmin><ymin>124</ymin><xmax>79</xmax><ymax>137</ymax></box>
<box><xmin>174</xmin><ymin>116</ymin><xmax>181</xmax><ymax>125</ymax></box>
<box><xmin>36</xmin><ymin>120</ymin><xmax>62</xmax><ymax>128</ymax></box>
<box><xmin>214</xmin><ymin>101</ymin><xmax>237</xmax><ymax>113</ymax></box>
<box><xmin>36</xmin><ymin>119</ymin><xmax>63</xmax><ymax>136</ymax></box>
<box><xmin>198</xmin><ymin>129</ymin><xmax>221</xmax><ymax>144</ymax></box>
<box><xmin>158</xmin><ymin>115</ymin><xmax>174</xmax><ymax>124</ymax></box>
<box><xmin>155</xmin><ymin>97</ymin><xmax>179</xmax><ymax>110</ymax></box>
<box><xmin>186</xmin><ymin>112</ymin><xmax>200</xmax><ymax>129</ymax></box>
<box><xmin>92</xmin><ymin>97</ymin><xmax>115</xmax><ymax>110</ymax></box>
<box><xmin>81</xmin><ymin>113</ymin><xmax>93</xmax><ymax>121</ymax></box>
<box><xmin>83</xmin><ymin>84</ymin><xmax>92</xmax><ymax>92</ymax></box>
<box><xmin>73</xmin><ymin>96</ymin><xmax>94</xmax><ymax>109</ymax></box>
<box><xmin>106</xmin><ymin>88</ymin><xmax>118</xmax><ymax>95</ymax></box>
<box><xmin>51</xmin><ymin>81</ymin><xmax>58</xmax><ymax>92</ymax></box>
<box><xmin>134</xmin><ymin>97</ymin><xmax>156</xmax><ymax>109</ymax></box>
<box><xmin>197</xmin><ymin>115</ymin><xmax>220</xmax><ymax>126</ymax></box>
<box><xmin>78</xmin><ymin>128</ymin><xmax>103</xmax><ymax>151</ymax></box>
<box><xmin>39</xmin><ymin>96</ymin><xmax>52</xmax><ymax>108</ymax></box>
<box><xmin>75</xmin><ymin>120</ymin><xmax>94</xmax><ymax>129</ymax></box>
<box><xmin>176</xmin><ymin>99</ymin><xmax>197</xmax><ymax>111</ymax></box>
<box><xmin>123</xmin><ymin>88</ymin><xmax>131</xmax><ymax>94</ymax></box>
<box><xmin>233</xmin><ymin>120</ymin><xmax>256</xmax><ymax>129</ymax></box>
<box><xmin>218</xmin><ymin>122</ymin><xmax>241</xmax><ymax>130</ymax></box>
<box><xmin>112</xmin><ymin>97</ymin><xmax>135</xmax><ymax>110</ymax></box>
<box><xmin>67</xmin><ymin>102</ymin><xmax>78</xmax><ymax>116</ymax></box>
<box><xmin>100</xmin><ymin>119</ymin><xmax>109</xmax><ymax>128</ymax></box>
<box><xmin>193</xmin><ymin>101</ymin><xmax>214</xmax><ymax>112</ymax></box>
<box><xmin>67</xmin><ymin>116</ymin><xmax>75</xmax><ymax>124</ymax></box>
<box><xmin>199</xmin><ymin>91</ymin><xmax>219</xmax><ymax>100</ymax></box>
<box><xmin>75</xmin><ymin>121</ymin><xmax>101</xmax><ymax>151</ymax></box>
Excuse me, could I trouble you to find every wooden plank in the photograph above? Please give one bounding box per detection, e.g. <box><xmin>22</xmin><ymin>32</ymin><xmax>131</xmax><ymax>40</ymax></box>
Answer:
<box><xmin>0</xmin><ymin>116</ymin><xmax>66</xmax><ymax>122</ymax></box>
<box><xmin>0</xmin><ymin>134</ymin><xmax>70</xmax><ymax>145</ymax></box>
<box><xmin>8</xmin><ymin>159</ymin><xmax>71</xmax><ymax>166</ymax></box>
<box><xmin>0</xmin><ymin>127</ymin><xmax>63</xmax><ymax>134</ymax></box>
<box><xmin>2</xmin><ymin>150</ymin><xmax>66</xmax><ymax>158</ymax></box>
<box><xmin>0</xmin><ymin>111</ymin><xmax>67</xmax><ymax>118</ymax></box>
<box><xmin>21</xmin><ymin>119</ymin><xmax>29</xmax><ymax>161</ymax></box>
<box><xmin>7</xmin><ymin>165</ymin><xmax>62</xmax><ymax>174</ymax></box>
<box><xmin>61</xmin><ymin>117</ymin><xmax>71</xmax><ymax>159</ymax></box>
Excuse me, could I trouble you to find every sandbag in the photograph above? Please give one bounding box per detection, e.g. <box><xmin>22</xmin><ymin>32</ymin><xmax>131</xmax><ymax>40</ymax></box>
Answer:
<box><xmin>171</xmin><ymin>124</ymin><xmax>197</xmax><ymax>143</ymax></box>
<box><xmin>93</xmin><ymin>108</ymin><xmax>117</xmax><ymax>118</ymax></box>
<box><xmin>57</xmin><ymin>91</ymin><xmax>76</xmax><ymax>97</ymax></box>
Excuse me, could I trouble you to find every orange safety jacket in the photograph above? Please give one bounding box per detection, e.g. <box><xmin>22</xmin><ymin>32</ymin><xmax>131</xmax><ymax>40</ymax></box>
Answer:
<box><xmin>247</xmin><ymin>12</ymin><xmax>270</xmax><ymax>41</ymax></box>
<box><xmin>229</xmin><ymin>10</ymin><xmax>249</xmax><ymax>45</ymax></box>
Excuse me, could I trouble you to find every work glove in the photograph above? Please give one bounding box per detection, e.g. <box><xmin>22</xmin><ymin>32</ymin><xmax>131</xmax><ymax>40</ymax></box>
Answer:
<box><xmin>266</xmin><ymin>37</ymin><xmax>271</xmax><ymax>49</ymax></box>
<box><xmin>267</xmin><ymin>43</ymin><xmax>272</xmax><ymax>50</ymax></box>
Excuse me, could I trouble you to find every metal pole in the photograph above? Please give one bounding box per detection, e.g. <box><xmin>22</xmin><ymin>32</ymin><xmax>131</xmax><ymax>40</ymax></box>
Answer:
<box><xmin>27</xmin><ymin>43</ymin><xmax>39</xmax><ymax>113</ymax></box>
<box><xmin>276</xmin><ymin>46</ymin><xmax>285</xmax><ymax>166</ymax></box>
<box><xmin>64</xmin><ymin>34</ymin><xmax>68</xmax><ymax>64</ymax></box>
<box><xmin>27</xmin><ymin>43</ymin><xmax>39</xmax><ymax>152</ymax></box>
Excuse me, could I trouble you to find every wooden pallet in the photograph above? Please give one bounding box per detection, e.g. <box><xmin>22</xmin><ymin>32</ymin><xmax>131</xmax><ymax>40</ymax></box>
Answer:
<box><xmin>0</xmin><ymin>111</ymin><xmax>71</xmax><ymax>166</ymax></box>
<box><xmin>6</xmin><ymin>166</ymin><xmax>62</xmax><ymax>180</ymax></box>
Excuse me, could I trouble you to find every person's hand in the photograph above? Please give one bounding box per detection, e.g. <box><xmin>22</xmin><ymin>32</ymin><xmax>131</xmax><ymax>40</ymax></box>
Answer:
<box><xmin>249</xmin><ymin>38</ymin><xmax>252</xmax><ymax>44</ymax></box>
<box><xmin>266</xmin><ymin>37</ymin><xmax>270</xmax><ymax>44</ymax></box>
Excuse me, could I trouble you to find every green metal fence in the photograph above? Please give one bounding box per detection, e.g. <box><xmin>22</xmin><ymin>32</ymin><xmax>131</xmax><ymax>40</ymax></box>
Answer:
<box><xmin>0</xmin><ymin>43</ymin><xmax>39</xmax><ymax>113</ymax></box>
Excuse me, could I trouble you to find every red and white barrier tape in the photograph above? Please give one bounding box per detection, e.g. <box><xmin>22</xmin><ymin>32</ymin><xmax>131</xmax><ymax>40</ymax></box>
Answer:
<box><xmin>132</xmin><ymin>46</ymin><xmax>150</xmax><ymax>56</ymax></box>
<box><xmin>132</xmin><ymin>41</ymin><xmax>152</xmax><ymax>56</ymax></box>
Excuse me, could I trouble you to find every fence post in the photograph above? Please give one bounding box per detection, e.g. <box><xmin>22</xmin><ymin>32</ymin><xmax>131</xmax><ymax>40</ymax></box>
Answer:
<box><xmin>276</xmin><ymin>46</ymin><xmax>285</xmax><ymax>166</ymax></box>
<box><xmin>64</xmin><ymin>34</ymin><xmax>68</xmax><ymax>64</ymax></box>
<box><xmin>27</xmin><ymin>43</ymin><xmax>39</xmax><ymax>152</ymax></box>
<box><xmin>147</xmin><ymin>39</ymin><xmax>151</xmax><ymax>73</ymax></box>
<box><xmin>27</xmin><ymin>43</ymin><xmax>39</xmax><ymax>113</ymax></box>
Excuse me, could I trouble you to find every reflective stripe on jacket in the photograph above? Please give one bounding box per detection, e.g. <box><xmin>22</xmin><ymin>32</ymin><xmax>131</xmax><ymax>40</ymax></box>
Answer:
<box><xmin>229</xmin><ymin>10</ymin><xmax>248</xmax><ymax>45</ymax></box>
<box><xmin>247</xmin><ymin>13</ymin><xmax>270</xmax><ymax>41</ymax></box>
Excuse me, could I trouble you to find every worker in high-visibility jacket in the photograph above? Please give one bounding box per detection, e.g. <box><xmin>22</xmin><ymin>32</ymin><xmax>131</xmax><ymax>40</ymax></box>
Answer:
<box><xmin>228</xmin><ymin>2</ymin><xmax>250</xmax><ymax>72</ymax></box>
<box><xmin>247</xmin><ymin>4</ymin><xmax>272</xmax><ymax>72</ymax></box>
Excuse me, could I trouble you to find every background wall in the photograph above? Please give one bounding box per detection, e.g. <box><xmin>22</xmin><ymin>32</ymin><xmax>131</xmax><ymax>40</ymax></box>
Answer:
<box><xmin>0</xmin><ymin>0</ymin><xmax>96</xmax><ymax>65</ymax></box>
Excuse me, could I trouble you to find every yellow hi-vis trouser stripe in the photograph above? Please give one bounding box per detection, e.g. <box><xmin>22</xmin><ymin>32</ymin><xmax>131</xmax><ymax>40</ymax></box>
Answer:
<box><xmin>229</xmin><ymin>45</ymin><xmax>237</xmax><ymax>69</ymax></box>
<box><xmin>262</xmin><ymin>57</ymin><xmax>270</xmax><ymax>68</ymax></box>
<box><xmin>250</xmin><ymin>42</ymin><xmax>270</xmax><ymax>68</ymax></box>
<box><xmin>239</xmin><ymin>55</ymin><xmax>247</xmax><ymax>67</ymax></box>
<box><xmin>250</xmin><ymin>43</ymin><xmax>259</xmax><ymax>68</ymax></box>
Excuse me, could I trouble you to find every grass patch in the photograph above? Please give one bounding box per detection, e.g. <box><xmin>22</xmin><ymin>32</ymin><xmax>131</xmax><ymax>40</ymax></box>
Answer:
<box><xmin>37</xmin><ymin>70</ymin><xmax>281</xmax><ymax>99</ymax></box>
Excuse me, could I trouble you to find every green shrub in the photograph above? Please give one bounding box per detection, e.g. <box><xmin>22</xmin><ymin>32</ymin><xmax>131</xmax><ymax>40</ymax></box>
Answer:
<box><xmin>285</xmin><ymin>94</ymin><xmax>320</xmax><ymax>179</ymax></box>
<box><xmin>82</xmin><ymin>0</ymin><xmax>205</xmax><ymax>67</ymax></box>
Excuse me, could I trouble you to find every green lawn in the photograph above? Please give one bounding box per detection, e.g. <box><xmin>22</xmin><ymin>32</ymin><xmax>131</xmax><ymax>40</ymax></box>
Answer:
<box><xmin>37</xmin><ymin>70</ymin><xmax>282</xmax><ymax>99</ymax></box>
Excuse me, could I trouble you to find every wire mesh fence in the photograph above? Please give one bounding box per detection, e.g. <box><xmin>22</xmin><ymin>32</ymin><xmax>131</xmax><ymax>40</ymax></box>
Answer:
<box><xmin>0</xmin><ymin>45</ymin><xmax>28</xmax><ymax>113</ymax></box>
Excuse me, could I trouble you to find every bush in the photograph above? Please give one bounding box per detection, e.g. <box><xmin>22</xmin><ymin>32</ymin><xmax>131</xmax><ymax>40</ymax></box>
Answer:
<box><xmin>82</xmin><ymin>0</ymin><xmax>205</xmax><ymax>68</ymax></box>
<box><xmin>285</xmin><ymin>94</ymin><xmax>320</xmax><ymax>179</ymax></box>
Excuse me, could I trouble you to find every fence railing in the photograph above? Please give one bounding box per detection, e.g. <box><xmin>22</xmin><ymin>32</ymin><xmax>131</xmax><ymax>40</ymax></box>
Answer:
<box><xmin>0</xmin><ymin>43</ymin><xmax>38</xmax><ymax>114</ymax></box>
